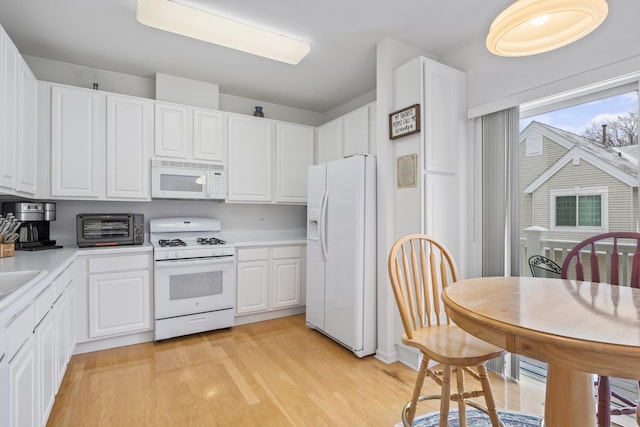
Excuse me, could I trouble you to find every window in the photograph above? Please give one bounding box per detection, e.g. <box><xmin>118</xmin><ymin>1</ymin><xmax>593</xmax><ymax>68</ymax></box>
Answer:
<box><xmin>550</xmin><ymin>187</ymin><xmax>608</xmax><ymax>232</ymax></box>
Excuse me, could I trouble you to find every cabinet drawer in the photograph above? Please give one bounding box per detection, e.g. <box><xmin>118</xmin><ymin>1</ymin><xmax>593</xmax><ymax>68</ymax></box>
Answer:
<box><xmin>88</xmin><ymin>253</ymin><xmax>149</xmax><ymax>273</ymax></box>
<box><xmin>272</xmin><ymin>246</ymin><xmax>301</xmax><ymax>259</ymax></box>
<box><xmin>35</xmin><ymin>284</ymin><xmax>56</xmax><ymax>322</ymax></box>
<box><xmin>6</xmin><ymin>303</ymin><xmax>35</xmax><ymax>362</ymax></box>
<box><xmin>237</xmin><ymin>248</ymin><xmax>269</xmax><ymax>262</ymax></box>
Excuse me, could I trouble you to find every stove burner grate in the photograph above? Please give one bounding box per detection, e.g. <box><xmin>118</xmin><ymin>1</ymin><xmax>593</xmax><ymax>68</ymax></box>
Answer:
<box><xmin>197</xmin><ymin>237</ymin><xmax>227</xmax><ymax>246</ymax></box>
<box><xmin>158</xmin><ymin>238</ymin><xmax>187</xmax><ymax>247</ymax></box>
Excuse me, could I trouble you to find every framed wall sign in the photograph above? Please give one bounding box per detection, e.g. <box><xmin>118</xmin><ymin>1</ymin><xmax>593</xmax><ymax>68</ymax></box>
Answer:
<box><xmin>389</xmin><ymin>104</ymin><xmax>420</xmax><ymax>140</ymax></box>
<box><xmin>397</xmin><ymin>154</ymin><xmax>417</xmax><ymax>188</ymax></box>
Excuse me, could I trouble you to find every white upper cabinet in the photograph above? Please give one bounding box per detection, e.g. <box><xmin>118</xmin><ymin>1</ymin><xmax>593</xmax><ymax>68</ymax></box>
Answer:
<box><xmin>154</xmin><ymin>101</ymin><xmax>225</xmax><ymax>163</ymax></box>
<box><xmin>18</xmin><ymin>63</ymin><xmax>37</xmax><ymax>196</ymax></box>
<box><xmin>342</xmin><ymin>105</ymin><xmax>370</xmax><ymax>157</ymax></box>
<box><xmin>106</xmin><ymin>94</ymin><xmax>152</xmax><ymax>200</ymax></box>
<box><xmin>47</xmin><ymin>84</ymin><xmax>152</xmax><ymax>201</ymax></box>
<box><xmin>275</xmin><ymin>123</ymin><xmax>314</xmax><ymax>203</ymax></box>
<box><xmin>0</xmin><ymin>27</ymin><xmax>20</xmax><ymax>191</ymax></box>
<box><xmin>0</xmin><ymin>26</ymin><xmax>37</xmax><ymax>196</ymax></box>
<box><xmin>51</xmin><ymin>85</ymin><xmax>104</xmax><ymax>198</ymax></box>
<box><xmin>317</xmin><ymin>119</ymin><xmax>342</xmax><ymax>164</ymax></box>
<box><xmin>316</xmin><ymin>101</ymin><xmax>375</xmax><ymax>164</ymax></box>
<box><xmin>154</xmin><ymin>102</ymin><xmax>189</xmax><ymax>159</ymax></box>
<box><xmin>228</xmin><ymin>114</ymin><xmax>313</xmax><ymax>204</ymax></box>
<box><xmin>193</xmin><ymin>108</ymin><xmax>224</xmax><ymax>162</ymax></box>
<box><xmin>227</xmin><ymin>114</ymin><xmax>273</xmax><ymax>202</ymax></box>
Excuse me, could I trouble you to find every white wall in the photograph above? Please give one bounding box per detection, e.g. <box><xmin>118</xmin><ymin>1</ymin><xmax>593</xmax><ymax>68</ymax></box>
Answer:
<box><xmin>439</xmin><ymin>1</ymin><xmax>640</xmax><ymax>117</ymax></box>
<box><xmin>47</xmin><ymin>200</ymin><xmax>306</xmax><ymax>245</ymax></box>
<box><xmin>374</xmin><ymin>38</ymin><xmax>428</xmax><ymax>365</ymax></box>
<box><xmin>24</xmin><ymin>55</ymin><xmax>326</xmax><ymax>126</ymax></box>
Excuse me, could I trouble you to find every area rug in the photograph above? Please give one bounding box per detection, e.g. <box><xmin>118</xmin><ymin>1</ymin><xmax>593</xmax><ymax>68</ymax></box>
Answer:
<box><xmin>394</xmin><ymin>408</ymin><xmax>542</xmax><ymax>427</ymax></box>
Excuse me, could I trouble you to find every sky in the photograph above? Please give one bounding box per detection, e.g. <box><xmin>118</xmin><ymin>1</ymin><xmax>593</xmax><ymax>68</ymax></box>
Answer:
<box><xmin>520</xmin><ymin>90</ymin><xmax>638</xmax><ymax>135</ymax></box>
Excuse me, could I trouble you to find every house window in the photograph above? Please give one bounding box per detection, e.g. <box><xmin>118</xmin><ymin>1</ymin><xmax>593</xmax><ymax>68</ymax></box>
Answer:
<box><xmin>551</xmin><ymin>188</ymin><xmax>608</xmax><ymax>231</ymax></box>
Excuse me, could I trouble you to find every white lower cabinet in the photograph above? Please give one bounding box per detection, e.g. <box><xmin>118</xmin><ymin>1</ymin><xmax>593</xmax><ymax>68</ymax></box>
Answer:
<box><xmin>9</xmin><ymin>335</ymin><xmax>37</xmax><ymax>427</ymax></box>
<box><xmin>0</xmin><ymin>262</ymin><xmax>77</xmax><ymax>427</ymax></box>
<box><xmin>35</xmin><ymin>311</ymin><xmax>55</xmax><ymax>427</ymax></box>
<box><xmin>236</xmin><ymin>245</ymin><xmax>305</xmax><ymax>315</ymax></box>
<box><xmin>86</xmin><ymin>252</ymin><xmax>152</xmax><ymax>339</ymax></box>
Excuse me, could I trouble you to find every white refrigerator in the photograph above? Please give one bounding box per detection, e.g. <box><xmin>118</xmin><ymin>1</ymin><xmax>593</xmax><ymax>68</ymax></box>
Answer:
<box><xmin>306</xmin><ymin>154</ymin><xmax>377</xmax><ymax>358</ymax></box>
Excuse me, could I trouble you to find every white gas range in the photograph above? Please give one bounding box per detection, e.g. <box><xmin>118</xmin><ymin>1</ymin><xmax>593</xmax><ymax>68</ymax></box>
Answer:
<box><xmin>150</xmin><ymin>217</ymin><xmax>235</xmax><ymax>340</ymax></box>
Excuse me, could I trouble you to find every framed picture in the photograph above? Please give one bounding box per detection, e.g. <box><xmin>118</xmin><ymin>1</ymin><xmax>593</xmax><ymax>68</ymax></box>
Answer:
<box><xmin>397</xmin><ymin>154</ymin><xmax>417</xmax><ymax>188</ymax></box>
<box><xmin>389</xmin><ymin>104</ymin><xmax>420</xmax><ymax>140</ymax></box>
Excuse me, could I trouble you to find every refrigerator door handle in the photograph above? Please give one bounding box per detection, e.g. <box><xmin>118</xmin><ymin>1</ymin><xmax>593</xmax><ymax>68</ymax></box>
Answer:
<box><xmin>319</xmin><ymin>189</ymin><xmax>328</xmax><ymax>262</ymax></box>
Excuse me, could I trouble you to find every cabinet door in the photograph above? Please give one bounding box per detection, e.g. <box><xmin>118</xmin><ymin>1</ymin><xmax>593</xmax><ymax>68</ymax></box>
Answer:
<box><xmin>0</xmin><ymin>29</ymin><xmax>20</xmax><ymax>191</ymax></box>
<box><xmin>36</xmin><ymin>311</ymin><xmax>56</xmax><ymax>427</ymax></box>
<box><xmin>271</xmin><ymin>258</ymin><xmax>301</xmax><ymax>309</ymax></box>
<box><xmin>316</xmin><ymin>119</ymin><xmax>342</xmax><ymax>164</ymax></box>
<box><xmin>51</xmin><ymin>86</ymin><xmax>104</xmax><ymax>198</ymax></box>
<box><xmin>193</xmin><ymin>108</ymin><xmax>225</xmax><ymax>162</ymax></box>
<box><xmin>227</xmin><ymin>115</ymin><xmax>272</xmax><ymax>202</ymax></box>
<box><xmin>54</xmin><ymin>288</ymin><xmax>71</xmax><ymax>390</ymax></box>
<box><xmin>17</xmin><ymin>62</ymin><xmax>37</xmax><ymax>196</ymax></box>
<box><xmin>342</xmin><ymin>105</ymin><xmax>370</xmax><ymax>157</ymax></box>
<box><xmin>275</xmin><ymin>123</ymin><xmax>313</xmax><ymax>203</ymax></box>
<box><xmin>236</xmin><ymin>261</ymin><xmax>269</xmax><ymax>314</ymax></box>
<box><xmin>106</xmin><ymin>95</ymin><xmax>152</xmax><ymax>199</ymax></box>
<box><xmin>88</xmin><ymin>270</ymin><xmax>151</xmax><ymax>338</ymax></box>
<box><xmin>9</xmin><ymin>336</ymin><xmax>37</xmax><ymax>427</ymax></box>
<box><xmin>154</xmin><ymin>102</ymin><xmax>189</xmax><ymax>159</ymax></box>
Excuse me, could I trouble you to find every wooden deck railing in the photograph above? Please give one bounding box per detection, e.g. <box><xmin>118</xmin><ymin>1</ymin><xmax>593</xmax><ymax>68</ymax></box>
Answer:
<box><xmin>521</xmin><ymin>228</ymin><xmax>640</xmax><ymax>286</ymax></box>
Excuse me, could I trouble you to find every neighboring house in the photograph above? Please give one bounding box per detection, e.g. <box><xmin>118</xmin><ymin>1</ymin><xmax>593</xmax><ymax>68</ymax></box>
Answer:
<box><xmin>520</xmin><ymin>121</ymin><xmax>639</xmax><ymax>242</ymax></box>
<box><xmin>519</xmin><ymin>122</ymin><xmax>640</xmax><ymax>399</ymax></box>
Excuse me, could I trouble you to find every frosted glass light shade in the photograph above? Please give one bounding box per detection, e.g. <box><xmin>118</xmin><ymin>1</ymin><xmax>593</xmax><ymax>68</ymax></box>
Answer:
<box><xmin>486</xmin><ymin>0</ymin><xmax>608</xmax><ymax>57</ymax></box>
<box><xmin>136</xmin><ymin>0</ymin><xmax>310</xmax><ymax>65</ymax></box>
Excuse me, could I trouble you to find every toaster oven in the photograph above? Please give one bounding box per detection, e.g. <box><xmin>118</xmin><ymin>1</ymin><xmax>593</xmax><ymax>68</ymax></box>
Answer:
<box><xmin>76</xmin><ymin>213</ymin><xmax>144</xmax><ymax>247</ymax></box>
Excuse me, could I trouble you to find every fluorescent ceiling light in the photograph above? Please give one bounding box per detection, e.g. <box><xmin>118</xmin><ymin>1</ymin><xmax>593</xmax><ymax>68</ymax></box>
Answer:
<box><xmin>136</xmin><ymin>0</ymin><xmax>310</xmax><ymax>65</ymax></box>
<box><xmin>486</xmin><ymin>0</ymin><xmax>608</xmax><ymax>57</ymax></box>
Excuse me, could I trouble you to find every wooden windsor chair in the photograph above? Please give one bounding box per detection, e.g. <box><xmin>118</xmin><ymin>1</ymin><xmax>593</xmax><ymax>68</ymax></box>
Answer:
<box><xmin>561</xmin><ymin>231</ymin><xmax>640</xmax><ymax>427</ymax></box>
<box><xmin>388</xmin><ymin>234</ymin><xmax>506</xmax><ymax>427</ymax></box>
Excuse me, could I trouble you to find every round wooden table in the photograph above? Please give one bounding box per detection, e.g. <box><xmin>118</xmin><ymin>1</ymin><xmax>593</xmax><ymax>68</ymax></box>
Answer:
<box><xmin>442</xmin><ymin>276</ymin><xmax>640</xmax><ymax>427</ymax></box>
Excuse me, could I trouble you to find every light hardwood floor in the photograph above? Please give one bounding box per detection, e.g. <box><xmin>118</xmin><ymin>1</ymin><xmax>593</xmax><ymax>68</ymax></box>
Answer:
<box><xmin>47</xmin><ymin>314</ymin><xmax>546</xmax><ymax>426</ymax></box>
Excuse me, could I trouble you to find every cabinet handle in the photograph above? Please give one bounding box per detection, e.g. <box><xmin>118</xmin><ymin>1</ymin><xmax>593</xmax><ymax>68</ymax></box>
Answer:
<box><xmin>0</xmin><ymin>353</ymin><xmax>4</xmax><ymax>363</ymax></box>
<box><xmin>188</xmin><ymin>317</ymin><xmax>207</xmax><ymax>324</ymax></box>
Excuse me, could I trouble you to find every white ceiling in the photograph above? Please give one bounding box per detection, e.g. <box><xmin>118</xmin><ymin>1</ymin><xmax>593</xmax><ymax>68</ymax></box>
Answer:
<box><xmin>0</xmin><ymin>0</ymin><xmax>608</xmax><ymax>113</ymax></box>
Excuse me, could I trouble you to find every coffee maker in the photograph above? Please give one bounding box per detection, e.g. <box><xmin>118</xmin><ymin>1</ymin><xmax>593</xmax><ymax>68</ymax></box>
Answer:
<box><xmin>2</xmin><ymin>202</ymin><xmax>62</xmax><ymax>250</ymax></box>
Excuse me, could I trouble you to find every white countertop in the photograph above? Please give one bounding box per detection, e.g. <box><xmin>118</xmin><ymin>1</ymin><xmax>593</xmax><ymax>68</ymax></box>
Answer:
<box><xmin>0</xmin><ymin>244</ymin><xmax>153</xmax><ymax>319</ymax></box>
<box><xmin>222</xmin><ymin>229</ymin><xmax>307</xmax><ymax>247</ymax></box>
<box><xmin>0</xmin><ymin>230</ymin><xmax>306</xmax><ymax>319</ymax></box>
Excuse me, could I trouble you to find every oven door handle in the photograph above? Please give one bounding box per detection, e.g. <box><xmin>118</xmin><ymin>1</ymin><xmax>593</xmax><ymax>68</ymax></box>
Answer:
<box><xmin>155</xmin><ymin>256</ymin><xmax>234</xmax><ymax>267</ymax></box>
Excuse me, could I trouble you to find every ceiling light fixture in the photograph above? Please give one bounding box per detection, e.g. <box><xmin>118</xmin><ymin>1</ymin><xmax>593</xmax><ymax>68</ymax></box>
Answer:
<box><xmin>486</xmin><ymin>0</ymin><xmax>608</xmax><ymax>57</ymax></box>
<box><xmin>136</xmin><ymin>0</ymin><xmax>310</xmax><ymax>65</ymax></box>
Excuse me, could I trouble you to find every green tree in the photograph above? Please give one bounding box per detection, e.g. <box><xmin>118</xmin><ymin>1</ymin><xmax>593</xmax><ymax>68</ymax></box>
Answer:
<box><xmin>581</xmin><ymin>111</ymin><xmax>638</xmax><ymax>147</ymax></box>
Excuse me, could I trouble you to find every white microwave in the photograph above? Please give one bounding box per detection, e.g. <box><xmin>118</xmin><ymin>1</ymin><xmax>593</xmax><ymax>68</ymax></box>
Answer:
<box><xmin>151</xmin><ymin>159</ymin><xmax>226</xmax><ymax>200</ymax></box>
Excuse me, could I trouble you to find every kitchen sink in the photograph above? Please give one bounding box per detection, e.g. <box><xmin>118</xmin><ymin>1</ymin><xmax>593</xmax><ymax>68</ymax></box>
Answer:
<box><xmin>0</xmin><ymin>270</ymin><xmax>47</xmax><ymax>306</ymax></box>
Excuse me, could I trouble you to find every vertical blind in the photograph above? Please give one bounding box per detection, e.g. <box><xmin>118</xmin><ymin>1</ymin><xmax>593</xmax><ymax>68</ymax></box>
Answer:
<box><xmin>481</xmin><ymin>107</ymin><xmax>520</xmax><ymax>378</ymax></box>
<box><xmin>481</xmin><ymin>107</ymin><xmax>520</xmax><ymax>277</ymax></box>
